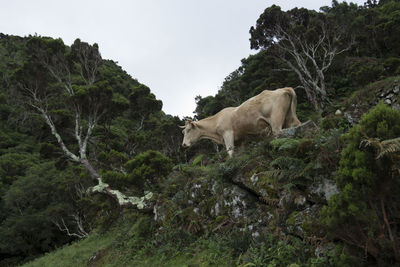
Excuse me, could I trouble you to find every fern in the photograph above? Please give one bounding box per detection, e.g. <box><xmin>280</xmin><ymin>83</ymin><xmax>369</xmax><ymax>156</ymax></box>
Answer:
<box><xmin>378</xmin><ymin>137</ymin><xmax>400</xmax><ymax>159</ymax></box>
<box><xmin>361</xmin><ymin>137</ymin><xmax>400</xmax><ymax>159</ymax></box>
<box><xmin>270</xmin><ymin>156</ymin><xmax>305</xmax><ymax>171</ymax></box>
<box><xmin>259</xmin><ymin>169</ymin><xmax>283</xmax><ymax>179</ymax></box>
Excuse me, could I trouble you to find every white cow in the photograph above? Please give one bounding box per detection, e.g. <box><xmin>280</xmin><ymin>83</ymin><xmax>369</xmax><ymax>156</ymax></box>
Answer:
<box><xmin>181</xmin><ymin>87</ymin><xmax>301</xmax><ymax>157</ymax></box>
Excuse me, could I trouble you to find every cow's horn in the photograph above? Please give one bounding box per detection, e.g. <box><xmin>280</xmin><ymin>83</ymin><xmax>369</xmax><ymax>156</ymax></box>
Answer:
<box><xmin>179</xmin><ymin>125</ymin><xmax>185</xmax><ymax>129</ymax></box>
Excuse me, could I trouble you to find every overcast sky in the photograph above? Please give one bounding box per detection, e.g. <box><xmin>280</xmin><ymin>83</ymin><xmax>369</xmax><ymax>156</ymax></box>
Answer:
<box><xmin>1</xmin><ymin>0</ymin><xmax>365</xmax><ymax>117</ymax></box>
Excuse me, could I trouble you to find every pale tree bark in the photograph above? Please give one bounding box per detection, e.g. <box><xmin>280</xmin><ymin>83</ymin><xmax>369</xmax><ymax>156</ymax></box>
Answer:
<box><xmin>273</xmin><ymin>24</ymin><xmax>354</xmax><ymax>110</ymax></box>
<box><xmin>24</xmin><ymin>83</ymin><xmax>154</xmax><ymax>210</ymax></box>
<box><xmin>52</xmin><ymin>214</ymin><xmax>89</xmax><ymax>239</ymax></box>
<box><xmin>19</xmin><ymin>44</ymin><xmax>155</xmax><ymax>212</ymax></box>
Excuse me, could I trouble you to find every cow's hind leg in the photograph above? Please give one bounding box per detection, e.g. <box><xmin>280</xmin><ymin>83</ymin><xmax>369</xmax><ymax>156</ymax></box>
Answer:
<box><xmin>269</xmin><ymin>94</ymin><xmax>291</xmax><ymax>136</ymax></box>
<box><xmin>256</xmin><ymin>117</ymin><xmax>272</xmax><ymax>136</ymax></box>
<box><xmin>223</xmin><ymin>130</ymin><xmax>235</xmax><ymax>157</ymax></box>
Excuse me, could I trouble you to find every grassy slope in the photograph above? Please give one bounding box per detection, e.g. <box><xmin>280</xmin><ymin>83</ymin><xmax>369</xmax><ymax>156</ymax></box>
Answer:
<box><xmin>23</xmin><ymin>212</ymin><xmax>237</xmax><ymax>267</ymax></box>
<box><xmin>24</xmin><ymin>232</ymin><xmax>115</xmax><ymax>267</ymax></box>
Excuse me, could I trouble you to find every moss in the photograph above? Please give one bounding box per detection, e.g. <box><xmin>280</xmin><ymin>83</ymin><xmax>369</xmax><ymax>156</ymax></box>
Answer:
<box><xmin>90</xmin><ymin>178</ymin><xmax>153</xmax><ymax>209</ymax></box>
<box><xmin>286</xmin><ymin>211</ymin><xmax>299</xmax><ymax>226</ymax></box>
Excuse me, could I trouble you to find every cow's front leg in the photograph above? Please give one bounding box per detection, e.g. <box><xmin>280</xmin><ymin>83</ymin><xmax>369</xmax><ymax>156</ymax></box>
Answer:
<box><xmin>223</xmin><ymin>131</ymin><xmax>235</xmax><ymax>157</ymax></box>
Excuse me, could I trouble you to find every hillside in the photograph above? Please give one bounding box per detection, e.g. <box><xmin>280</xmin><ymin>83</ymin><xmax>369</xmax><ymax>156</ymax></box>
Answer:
<box><xmin>1</xmin><ymin>1</ymin><xmax>400</xmax><ymax>266</ymax></box>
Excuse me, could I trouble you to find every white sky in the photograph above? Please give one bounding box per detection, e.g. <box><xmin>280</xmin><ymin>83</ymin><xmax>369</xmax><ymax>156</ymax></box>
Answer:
<box><xmin>1</xmin><ymin>0</ymin><xmax>365</xmax><ymax>117</ymax></box>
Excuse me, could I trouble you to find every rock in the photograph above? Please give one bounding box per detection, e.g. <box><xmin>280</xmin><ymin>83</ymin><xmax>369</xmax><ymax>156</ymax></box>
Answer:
<box><xmin>285</xmin><ymin>205</ymin><xmax>320</xmax><ymax>239</ymax></box>
<box><xmin>393</xmin><ymin>104</ymin><xmax>400</xmax><ymax>111</ymax></box>
<box><xmin>314</xmin><ymin>242</ymin><xmax>336</xmax><ymax>259</ymax></box>
<box><xmin>276</xmin><ymin>120</ymin><xmax>318</xmax><ymax>139</ymax></box>
<box><xmin>385</xmin><ymin>98</ymin><xmax>392</xmax><ymax>105</ymax></box>
<box><xmin>394</xmin><ymin>85</ymin><xmax>399</xmax><ymax>94</ymax></box>
<box><xmin>344</xmin><ymin>112</ymin><xmax>355</xmax><ymax>125</ymax></box>
<box><xmin>334</xmin><ymin>109</ymin><xmax>342</xmax><ymax>116</ymax></box>
<box><xmin>250</xmin><ymin>173</ymin><xmax>258</xmax><ymax>185</ymax></box>
<box><xmin>387</xmin><ymin>93</ymin><xmax>394</xmax><ymax>99</ymax></box>
<box><xmin>310</xmin><ymin>177</ymin><xmax>339</xmax><ymax>201</ymax></box>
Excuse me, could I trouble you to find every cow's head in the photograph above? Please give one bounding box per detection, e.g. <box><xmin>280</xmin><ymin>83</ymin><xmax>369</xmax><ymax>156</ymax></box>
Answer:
<box><xmin>180</xmin><ymin>120</ymin><xmax>201</xmax><ymax>148</ymax></box>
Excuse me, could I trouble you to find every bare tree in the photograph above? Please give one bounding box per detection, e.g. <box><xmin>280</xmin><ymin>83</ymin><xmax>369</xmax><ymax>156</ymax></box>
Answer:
<box><xmin>250</xmin><ymin>6</ymin><xmax>354</xmax><ymax>110</ymax></box>
<box><xmin>273</xmin><ymin>23</ymin><xmax>354</xmax><ymax>108</ymax></box>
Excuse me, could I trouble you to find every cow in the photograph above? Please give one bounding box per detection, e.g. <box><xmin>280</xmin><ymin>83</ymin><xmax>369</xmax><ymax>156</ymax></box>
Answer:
<box><xmin>180</xmin><ymin>87</ymin><xmax>301</xmax><ymax>157</ymax></box>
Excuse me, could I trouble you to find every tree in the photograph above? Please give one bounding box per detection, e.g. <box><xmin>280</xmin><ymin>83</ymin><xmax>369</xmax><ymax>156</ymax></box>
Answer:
<box><xmin>250</xmin><ymin>5</ymin><xmax>354</xmax><ymax>109</ymax></box>
<box><xmin>13</xmin><ymin>37</ymin><xmax>153</xmax><ymax>210</ymax></box>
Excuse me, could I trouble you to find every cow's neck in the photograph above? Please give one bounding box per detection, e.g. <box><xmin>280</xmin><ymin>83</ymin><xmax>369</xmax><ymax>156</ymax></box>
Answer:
<box><xmin>195</xmin><ymin>119</ymin><xmax>223</xmax><ymax>144</ymax></box>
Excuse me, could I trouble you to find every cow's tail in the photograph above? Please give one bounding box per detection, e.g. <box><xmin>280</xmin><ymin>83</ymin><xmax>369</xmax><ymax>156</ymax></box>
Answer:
<box><xmin>283</xmin><ymin>87</ymin><xmax>301</xmax><ymax>128</ymax></box>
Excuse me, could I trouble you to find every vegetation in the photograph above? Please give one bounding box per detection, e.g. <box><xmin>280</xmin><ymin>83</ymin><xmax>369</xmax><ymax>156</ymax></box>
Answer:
<box><xmin>1</xmin><ymin>0</ymin><xmax>400</xmax><ymax>266</ymax></box>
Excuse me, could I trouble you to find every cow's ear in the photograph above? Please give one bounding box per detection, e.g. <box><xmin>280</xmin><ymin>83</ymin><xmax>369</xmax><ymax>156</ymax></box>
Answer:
<box><xmin>191</xmin><ymin>122</ymin><xmax>197</xmax><ymax>128</ymax></box>
<box><xmin>184</xmin><ymin>120</ymin><xmax>194</xmax><ymax>129</ymax></box>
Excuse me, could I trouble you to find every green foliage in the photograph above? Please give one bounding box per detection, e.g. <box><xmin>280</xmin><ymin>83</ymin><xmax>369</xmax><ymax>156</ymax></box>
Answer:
<box><xmin>346</xmin><ymin>57</ymin><xmax>384</xmax><ymax>86</ymax></box>
<box><xmin>192</xmin><ymin>153</ymin><xmax>205</xmax><ymax>166</ymax></box>
<box><xmin>2</xmin><ymin>1</ymin><xmax>400</xmax><ymax>265</ymax></box>
<box><xmin>321</xmin><ymin>103</ymin><xmax>400</xmax><ymax>264</ymax></box>
<box><xmin>0</xmin><ymin>152</ymin><xmax>38</xmax><ymax>185</ymax></box>
<box><xmin>125</xmin><ymin>150</ymin><xmax>173</xmax><ymax>190</ymax></box>
<box><xmin>128</xmin><ymin>84</ymin><xmax>162</xmax><ymax>119</ymax></box>
<box><xmin>321</xmin><ymin>115</ymin><xmax>350</xmax><ymax>131</ymax></box>
<box><xmin>239</xmin><ymin>235</ymin><xmax>310</xmax><ymax>267</ymax></box>
<box><xmin>0</xmin><ymin>162</ymin><xmax>71</xmax><ymax>264</ymax></box>
<box><xmin>270</xmin><ymin>138</ymin><xmax>301</xmax><ymax>152</ymax></box>
<box><xmin>23</xmin><ymin>231</ymin><xmax>116</xmax><ymax>267</ymax></box>
<box><xmin>102</xmin><ymin>171</ymin><xmax>128</xmax><ymax>190</ymax></box>
<box><xmin>383</xmin><ymin>57</ymin><xmax>400</xmax><ymax>75</ymax></box>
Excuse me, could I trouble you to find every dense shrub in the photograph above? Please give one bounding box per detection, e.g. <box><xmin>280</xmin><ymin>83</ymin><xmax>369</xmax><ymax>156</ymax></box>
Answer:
<box><xmin>346</xmin><ymin>57</ymin><xmax>384</xmax><ymax>86</ymax></box>
<box><xmin>125</xmin><ymin>150</ymin><xmax>173</xmax><ymax>190</ymax></box>
<box><xmin>321</xmin><ymin>102</ymin><xmax>400</xmax><ymax>265</ymax></box>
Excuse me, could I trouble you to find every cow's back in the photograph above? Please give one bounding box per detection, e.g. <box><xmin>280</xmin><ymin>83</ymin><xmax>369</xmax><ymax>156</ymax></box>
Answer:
<box><xmin>232</xmin><ymin>88</ymin><xmax>297</xmax><ymax>138</ymax></box>
<box><xmin>230</xmin><ymin>90</ymin><xmax>273</xmax><ymax>136</ymax></box>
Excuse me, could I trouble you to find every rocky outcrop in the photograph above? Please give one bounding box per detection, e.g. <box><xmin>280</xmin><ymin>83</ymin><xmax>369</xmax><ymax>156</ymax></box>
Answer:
<box><xmin>342</xmin><ymin>79</ymin><xmax>400</xmax><ymax>125</ymax></box>
<box><xmin>276</xmin><ymin>120</ymin><xmax>318</xmax><ymax>139</ymax></box>
<box><xmin>375</xmin><ymin>80</ymin><xmax>400</xmax><ymax>110</ymax></box>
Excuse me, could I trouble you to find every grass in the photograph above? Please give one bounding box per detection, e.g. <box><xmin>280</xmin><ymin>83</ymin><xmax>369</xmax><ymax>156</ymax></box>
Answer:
<box><xmin>21</xmin><ymin>211</ymin><xmax>237</xmax><ymax>267</ymax></box>
<box><xmin>22</xmin><ymin>231</ymin><xmax>237</xmax><ymax>267</ymax></box>
<box><xmin>23</xmin><ymin>231</ymin><xmax>115</xmax><ymax>267</ymax></box>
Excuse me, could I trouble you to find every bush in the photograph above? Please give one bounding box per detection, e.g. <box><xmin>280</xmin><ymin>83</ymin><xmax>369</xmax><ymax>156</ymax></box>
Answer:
<box><xmin>125</xmin><ymin>150</ymin><xmax>173</xmax><ymax>190</ymax></box>
<box><xmin>321</xmin><ymin>102</ymin><xmax>400</xmax><ymax>265</ymax></box>
<box><xmin>102</xmin><ymin>170</ymin><xmax>129</xmax><ymax>190</ymax></box>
